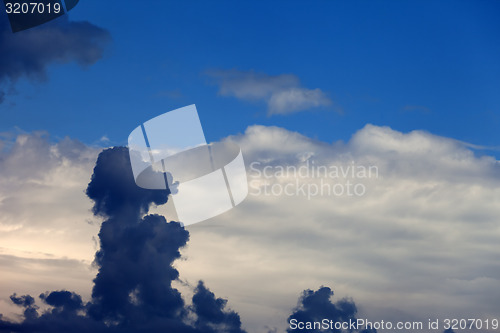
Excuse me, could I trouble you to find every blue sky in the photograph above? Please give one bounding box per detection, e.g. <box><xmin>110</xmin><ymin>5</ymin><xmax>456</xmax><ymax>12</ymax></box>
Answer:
<box><xmin>1</xmin><ymin>0</ymin><xmax>499</xmax><ymax>151</ymax></box>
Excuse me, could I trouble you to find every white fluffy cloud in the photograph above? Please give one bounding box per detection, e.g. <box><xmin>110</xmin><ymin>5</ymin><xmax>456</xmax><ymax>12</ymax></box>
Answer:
<box><xmin>207</xmin><ymin>69</ymin><xmax>333</xmax><ymax>115</ymax></box>
<box><xmin>1</xmin><ymin>126</ymin><xmax>499</xmax><ymax>333</ymax></box>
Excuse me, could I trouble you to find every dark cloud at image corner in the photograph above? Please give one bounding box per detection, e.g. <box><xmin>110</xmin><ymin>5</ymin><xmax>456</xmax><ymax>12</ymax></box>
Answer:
<box><xmin>0</xmin><ymin>11</ymin><xmax>110</xmax><ymax>103</ymax></box>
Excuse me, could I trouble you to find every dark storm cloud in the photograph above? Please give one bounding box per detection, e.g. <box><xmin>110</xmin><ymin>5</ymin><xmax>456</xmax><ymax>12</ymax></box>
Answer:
<box><xmin>0</xmin><ymin>13</ymin><xmax>110</xmax><ymax>102</ymax></box>
<box><xmin>39</xmin><ymin>291</ymin><xmax>84</xmax><ymax>313</ymax></box>
<box><xmin>285</xmin><ymin>287</ymin><xmax>457</xmax><ymax>333</ymax></box>
<box><xmin>0</xmin><ymin>147</ymin><xmax>246</xmax><ymax>333</ymax></box>
<box><xmin>9</xmin><ymin>294</ymin><xmax>38</xmax><ymax>321</ymax></box>
<box><xmin>286</xmin><ymin>286</ymin><xmax>376</xmax><ymax>333</ymax></box>
<box><xmin>191</xmin><ymin>281</ymin><xmax>245</xmax><ymax>333</ymax></box>
<box><xmin>86</xmin><ymin>147</ymin><xmax>168</xmax><ymax>218</ymax></box>
<box><xmin>9</xmin><ymin>294</ymin><xmax>35</xmax><ymax>308</ymax></box>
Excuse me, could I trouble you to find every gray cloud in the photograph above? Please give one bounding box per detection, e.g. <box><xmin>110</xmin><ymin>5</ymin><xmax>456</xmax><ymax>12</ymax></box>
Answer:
<box><xmin>207</xmin><ymin>69</ymin><xmax>333</xmax><ymax>115</ymax></box>
<box><xmin>1</xmin><ymin>126</ymin><xmax>499</xmax><ymax>332</ymax></box>
<box><xmin>169</xmin><ymin>124</ymin><xmax>500</xmax><ymax>332</ymax></box>
<box><xmin>0</xmin><ymin>14</ymin><xmax>110</xmax><ymax>103</ymax></box>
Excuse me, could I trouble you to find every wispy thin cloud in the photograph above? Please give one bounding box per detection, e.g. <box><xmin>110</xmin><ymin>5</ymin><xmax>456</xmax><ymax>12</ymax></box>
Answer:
<box><xmin>207</xmin><ymin>69</ymin><xmax>333</xmax><ymax>115</ymax></box>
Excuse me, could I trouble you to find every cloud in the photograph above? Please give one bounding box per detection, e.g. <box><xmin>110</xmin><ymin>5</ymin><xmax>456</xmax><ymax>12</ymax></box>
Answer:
<box><xmin>0</xmin><ymin>14</ymin><xmax>110</xmax><ymax>103</ymax></box>
<box><xmin>9</xmin><ymin>294</ymin><xmax>38</xmax><ymax>321</ymax></box>
<box><xmin>284</xmin><ymin>287</ymin><xmax>455</xmax><ymax>333</ymax></box>
<box><xmin>207</xmin><ymin>69</ymin><xmax>333</xmax><ymax>115</ymax></box>
<box><xmin>1</xmin><ymin>126</ymin><xmax>499</xmax><ymax>332</ymax></box>
<box><xmin>0</xmin><ymin>131</ymin><xmax>100</xmax><ymax>263</ymax></box>
<box><xmin>0</xmin><ymin>146</ymin><xmax>247</xmax><ymax>333</ymax></box>
<box><xmin>286</xmin><ymin>287</ymin><xmax>376</xmax><ymax>333</ymax></box>
<box><xmin>169</xmin><ymin>124</ymin><xmax>500</xmax><ymax>332</ymax></box>
<box><xmin>268</xmin><ymin>88</ymin><xmax>333</xmax><ymax>115</ymax></box>
<box><xmin>287</xmin><ymin>287</ymin><xmax>353</xmax><ymax>332</ymax></box>
<box><xmin>192</xmin><ymin>281</ymin><xmax>245</xmax><ymax>332</ymax></box>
